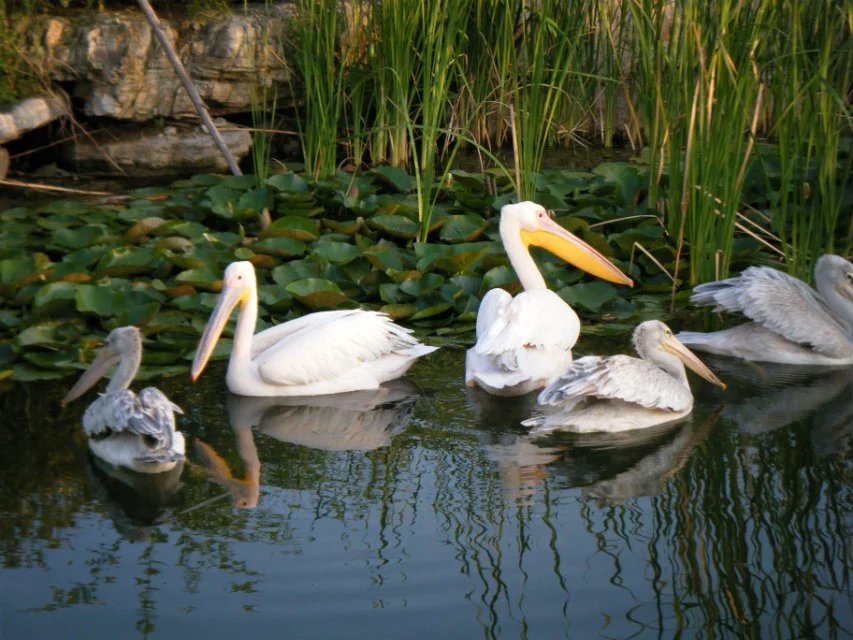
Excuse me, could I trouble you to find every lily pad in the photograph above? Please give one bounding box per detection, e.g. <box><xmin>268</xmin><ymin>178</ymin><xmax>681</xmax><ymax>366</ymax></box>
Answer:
<box><xmin>285</xmin><ymin>278</ymin><xmax>348</xmax><ymax>309</ymax></box>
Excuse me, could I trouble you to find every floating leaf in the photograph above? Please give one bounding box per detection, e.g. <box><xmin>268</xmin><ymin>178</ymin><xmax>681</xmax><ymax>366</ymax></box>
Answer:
<box><xmin>96</xmin><ymin>246</ymin><xmax>163</xmax><ymax>277</ymax></box>
<box><xmin>253</xmin><ymin>237</ymin><xmax>307</xmax><ymax>258</ymax></box>
<box><xmin>312</xmin><ymin>240</ymin><xmax>361</xmax><ymax>265</ymax></box>
<box><xmin>51</xmin><ymin>224</ymin><xmax>112</xmax><ymax>249</ymax></box>
<box><xmin>480</xmin><ymin>265</ymin><xmax>520</xmax><ymax>294</ymax></box>
<box><xmin>175</xmin><ymin>268</ymin><xmax>222</xmax><ymax>291</ymax></box>
<box><xmin>399</xmin><ymin>273</ymin><xmax>445</xmax><ymax>297</ymax></box>
<box><xmin>285</xmin><ymin>278</ymin><xmax>348</xmax><ymax>309</ymax></box>
<box><xmin>259</xmin><ymin>216</ymin><xmax>320</xmax><ymax>241</ymax></box>
<box><xmin>557</xmin><ymin>281</ymin><xmax>618</xmax><ymax>313</ymax></box>
<box><xmin>367</xmin><ymin>214</ymin><xmax>419</xmax><ymax>239</ymax></box>
<box><xmin>75</xmin><ymin>285</ymin><xmax>121</xmax><ymax>317</ymax></box>
<box><xmin>369</xmin><ymin>166</ymin><xmax>415</xmax><ymax>192</ymax></box>
<box><xmin>266</xmin><ymin>171</ymin><xmax>310</xmax><ymax>193</ymax></box>
<box><xmin>380</xmin><ymin>303</ymin><xmax>417</xmax><ymax>320</ymax></box>
<box><xmin>439</xmin><ymin>214</ymin><xmax>489</xmax><ymax>243</ymax></box>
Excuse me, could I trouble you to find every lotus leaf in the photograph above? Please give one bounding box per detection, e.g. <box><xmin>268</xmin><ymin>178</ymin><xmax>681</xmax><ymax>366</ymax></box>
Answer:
<box><xmin>480</xmin><ymin>265</ymin><xmax>520</xmax><ymax>294</ymax></box>
<box><xmin>593</xmin><ymin>162</ymin><xmax>645</xmax><ymax>206</ymax></box>
<box><xmin>96</xmin><ymin>246</ymin><xmax>163</xmax><ymax>277</ymax></box>
<box><xmin>253</xmin><ymin>237</ymin><xmax>307</xmax><ymax>259</ymax></box>
<box><xmin>557</xmin><ymin>281</ymin><xmax>618</xmax><ymax>313</ymax></box>
<box><xmin>74</xmin><ymin>285</ymin><xmax>121</xmax><ymax>317</ymax></box>
<box><xmin>51</xmin><ymin>224</ymin><xmax>113</xmax><ymax>249</ymax></box>
<box><xmin>439</xmin><ymin>214</ymin><xmax>489</xmax><ymax>243</ymax></box>
<box><xmin>379</xmin><ymin>303</ymin><xmax>417</xmax><ymax>320</ymax></box>
<box><xmin>285</xmin><ymin>278</ymin><xmax>348</xmax><ymax>309</ymax></box>
<box><xmin>312</xmin><ymin>240</ymin><xmax>362</xmax><ymax>265</ymax></box>
<box><xmin>410</xmin><ymin>303</ymin><xmax>453</xmax><ymax>320</ymax></box>
<box><xmin>363</xmin><ymin>246</ymin><xmax>409</xmax><ymax>272</ymax></box>
<box><xmin>366</xmin><ymin>214</ymin><xmax>419</xmax><ymax>239</ymax></box>
<box><xmin>266</xmin><ymin>171</ymin><xmax>311</xmax><ymax>193</ymax></box>
<box><xmin>32</xmin><ymin>282</ymin><xmax>78</xmax><ymax>317</ymax></box>
<box><xmin>271</xmin><ymin>261</ymin><xmax>323</xmax><ymax>287</ymax></box>
<box><xmin>260</xmin><ymin>216</ymin><xmax>320</xmax><ymax>241</ymax></box>
<box><xmin>399</xmin><ymin>273</ymin><xmax>444</xmax><ymax>297</ymax></box>
<box><xmin>369</xmin><ymin>166</ymin><xmax>415</xmax><ymax>193</ymax></box>
<box><xmin>175</xmin><ymin>268</ymin><xmax>222</xmax><ymax>291</ymax></box>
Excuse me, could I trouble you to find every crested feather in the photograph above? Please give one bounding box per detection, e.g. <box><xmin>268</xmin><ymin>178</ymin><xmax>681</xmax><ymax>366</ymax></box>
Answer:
<box><xmin>538</xmin><ymin>354</ymin><xmax>694</xmax><ymax>413</ymax></box>
<box><xmin>690</xmin><ymin>266</ymin><xmax>849</xmax><ymax>357</ymax></box>
<box><xmin>257</xmin><ymin>310</ymin><xmax>424</xmax><ymax>386</ymax></box>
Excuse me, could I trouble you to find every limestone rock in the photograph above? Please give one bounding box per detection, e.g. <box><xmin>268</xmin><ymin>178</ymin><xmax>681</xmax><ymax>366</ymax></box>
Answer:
<box><xmin>18</xmin><ymin>6</ymin><xmax>294</xmax><ymax>121</ymax></box>
<box><xmin>71</xmin><ymin>120</ymin><xmax>253</xmax><ymax>174</ymax></box>
<box><xmin>0</xmin><ymin>95</ymin><xmax>69</xmax><ymax>144</ymax></box>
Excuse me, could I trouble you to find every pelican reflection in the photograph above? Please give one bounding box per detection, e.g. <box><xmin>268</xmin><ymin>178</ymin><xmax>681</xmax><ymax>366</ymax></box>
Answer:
<box><xmin>196</xmin><ymin>380</ymin><xmax>420</xmax><ymax>507</ymax></box>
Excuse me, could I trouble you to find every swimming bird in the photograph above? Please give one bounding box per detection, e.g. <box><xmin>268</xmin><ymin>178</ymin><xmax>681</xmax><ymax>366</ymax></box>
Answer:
<box><xmin>523</xmin><ymin>320</ymin><xmax>726</xmax><ymax>434</ymax></box>
<box><xmin>465</xmin><ymin>201</ymin><xmax>633</xmax><ymax>396</ymax></box>
<box><xmin>191</xmin><ymin>261</ymin><xmax>438</xmax><ymax>396</ymax></box>
<box><xmin>677</xmin><ymin>254</ymin><xmax>853</xmax><ymax>365</ymax></box>
<box><xmin>62</xmin><ymin>326</ymin><xmax>185</xmax><ymax>473</ymax></box>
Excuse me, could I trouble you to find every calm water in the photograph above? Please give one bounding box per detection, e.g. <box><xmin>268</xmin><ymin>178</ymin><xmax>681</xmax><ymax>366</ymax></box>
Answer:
<box><xmin>1</xmin><ymin>341</ymin><xmax>851</xmax><ymax>639</ymax></box>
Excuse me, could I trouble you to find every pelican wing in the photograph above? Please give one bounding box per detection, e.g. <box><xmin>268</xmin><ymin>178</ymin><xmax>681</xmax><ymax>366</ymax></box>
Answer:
<box><xmin>691</xmin><ymin>266</ymin><xmax>849</xmax><ymax>358</ymax></box>
<box><xmin>256</xmin><ymin>310</ymin><xmax>421</xmax><ymax>386</ymax></box>
<box><xmin>473</xmin><ymin>289</ymin><xmax>579</xmax><ymax>365</ymax></box>
<box><xmin>538</xmin><ymin>355</ymin><xmax>693</xmax><ymax>412</ymax></box>
<box><xmin>250</xmin><ymin>310</ymin><xmax>359</xmax><ymax>359</ymax></box>
<box><xmin>83</xmin><ymin>388</ymin><xmax>182</xmax><ymax>450</ymax></box>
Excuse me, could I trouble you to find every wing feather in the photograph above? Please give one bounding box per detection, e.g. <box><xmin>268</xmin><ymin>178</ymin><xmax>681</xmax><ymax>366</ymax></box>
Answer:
<box><xmin>82</xmin><ymin>388</ymin><xmax>181</xmax><ymax>450</ymax></box>
<box><xmin>257</xmin><ymin>310</ymin><xmax>421</xmax><ymax>386</ymax></box>
<box><xmin>538</xmin><ymin>355</ymin><xmax>693</xmax><ymax>412</ymax></box>
<box><xmin>473</xmin><ymin>289</ymin><xmax>579</xmax><ymax>365</ymax></box>
<box><xmin>691</xmin><ymin>266</ymin><xmax>849</xmax><ymax>357</ymax></box>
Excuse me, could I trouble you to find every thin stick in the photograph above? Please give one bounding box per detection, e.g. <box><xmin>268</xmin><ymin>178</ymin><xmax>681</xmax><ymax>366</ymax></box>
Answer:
<box><xmin>135</xmin><ymin>0</ymin><xmax>243</xmax><ymax>176</ymax></box>
<box><xmin>0</xmin><ymin>178</ymin><xmax>112</xmax><ymax>196</ymax></box>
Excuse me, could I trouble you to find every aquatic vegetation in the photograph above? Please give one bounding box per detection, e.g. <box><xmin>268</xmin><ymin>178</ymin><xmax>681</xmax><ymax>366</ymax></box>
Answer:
<box><xmin>0</xmin><ymin>164</ymin><xmax>673</xmax><ymax>382</ymax></box>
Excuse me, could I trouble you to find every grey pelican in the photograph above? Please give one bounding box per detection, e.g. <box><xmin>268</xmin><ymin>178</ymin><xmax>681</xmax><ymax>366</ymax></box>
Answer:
<box><xmin>62</xmin><ymin>326</ymin><xmax>185</xmax><ymax>473</ymax></box>
<box><xmin>523</xmin><ymin>320</ymin><xmax>726</xmax><ymax>433</ymax></box>
<box><xmin>465</xmin><ymin>201</ymin><xmax>633</xmax><ymax>396</ymax></box>
<box><xmin>677</xmin><ymin>254</ymin><xmax>853</xmax><ymax>365</ymax></box>
<box><xmin>191</xmin><ymin>261</ymin><xmax>437</xmax><ymax>396</ymax></box>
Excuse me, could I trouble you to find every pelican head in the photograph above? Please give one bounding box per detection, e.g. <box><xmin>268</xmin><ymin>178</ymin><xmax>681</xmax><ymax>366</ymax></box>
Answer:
<box><xmin>815</xmin><ymin>255</ymin><xmax>853</xmax><ymax>325</ymax></box>
<box><xmin>633</xmin><ymin>320</ymin><xmax>726</xmax><ymax>389</ymax></box>
<box><xmin>191</xmin><ymin>261</ymin><xmax>256</xmax><ymax>381</ymax></box>
<box><xmin>500</xmin><ymin>201</ymin><xmax>634</xmax><ymax>287</ymax></box>
<box><xmin>62</xmin><ymin>326</ymin><xmax>143</xmax><ymax>405</ymax></box>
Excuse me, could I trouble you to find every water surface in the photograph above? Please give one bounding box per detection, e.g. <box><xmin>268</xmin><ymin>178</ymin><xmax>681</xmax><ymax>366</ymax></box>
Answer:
<box><xmin>2</xmin><ymin>342</ymin><xmax>851</xmax><ymax>639</ymax></box>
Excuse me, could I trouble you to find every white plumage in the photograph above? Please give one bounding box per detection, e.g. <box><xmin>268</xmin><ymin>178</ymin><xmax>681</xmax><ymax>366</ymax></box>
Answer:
<box><xmin>62</xmin><ymin>326</ymin><xmax>185</xmax><ymax>473</ymax></box>
<box><xmin>677</xmin><ymin>254</ymin><xmax>853</xmax><ymax>365</ymax></box>
<box><xmin>191</xmin><ymin>261</ymin><xmax>438</xmax><ymax>396</ymax></box>
<box><xmin>524</xmin><ymin>320</ymin><xmax>726</xmax><ymax>434</ymax></box>
<box><xmin>465</xmin><ymin>201</ymin><xmax>633</xmax><ymax>396</ymax></box>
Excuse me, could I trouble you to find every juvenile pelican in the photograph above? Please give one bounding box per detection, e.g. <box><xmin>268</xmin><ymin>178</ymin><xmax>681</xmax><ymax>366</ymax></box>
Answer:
<box><xmin>523</xmin><ymin>320</ymin><xmax>726</xmax><ymax>434</ymax></box>
<box><xmin>465</xmin><ymin>201</ymin><xmax>633</xmax><ymax>396</ymax></box>
<box><xmin>677</xmin><ymin>254</ymin><xmax>853</xmax><ymax>365</ymax></box>
<box><xmin>62</xmin><ymin>326</ymin><xmax>185</xmax><ymax>473</ymax></box>
<box><xmin>191</xmin><ymin>261</ymin><xmax>438</xmax><ymax>396</ymax></box>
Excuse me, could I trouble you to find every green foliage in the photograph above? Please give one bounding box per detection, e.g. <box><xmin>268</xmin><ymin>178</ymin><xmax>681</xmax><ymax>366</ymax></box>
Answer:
<box><xmin>0</xmin><ymin>162</ymin><xmax>669</xmax><ymax>381</ymax></box>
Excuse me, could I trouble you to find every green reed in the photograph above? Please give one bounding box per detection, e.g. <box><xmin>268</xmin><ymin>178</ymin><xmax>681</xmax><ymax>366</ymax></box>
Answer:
<box><xmin>506</xmin><ymin>0</ymin><xmax>592</xmax><ymax>200</ymax></box>
<box><xmin>759</xmin><ymin>1</ymin><xmax>853</xmax><ymax>280</ymax></box>
<box><xmin>629</xmin><ymin>0</ymin><xmax>767</xmax><ymax>286</ymax></box>
<box><xmin>291</xmin><ymin>0</ymin><xmax>347</xmax><ymax>179</ymax></box>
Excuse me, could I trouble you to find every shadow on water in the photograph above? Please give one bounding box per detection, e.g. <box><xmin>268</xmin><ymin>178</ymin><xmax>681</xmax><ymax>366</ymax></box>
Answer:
<box><xmin>1</xmin><ymin>348</ymin><xmax>851</xmax><ymax>639</ymax></box>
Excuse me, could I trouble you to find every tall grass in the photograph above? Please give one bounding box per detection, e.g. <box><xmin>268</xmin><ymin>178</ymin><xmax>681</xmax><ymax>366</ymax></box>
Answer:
<box><xmin>291</xmin><ymin>0</ymin><xmax>347</xmax><ymax>179</ymax></box>
<box><xmin>629</xmin><ymin>0</ymin><xmax>767</xmax><ymax>285</ymax></box>
<box><xmin>272</xmin><ymin>0</ymin><xmax>849</xmax><ymax>272</ymax></box>
<box><xmin>759</xmin><ymin>1</ymin><xmax>853</xmax><ymax>280</ymax></box>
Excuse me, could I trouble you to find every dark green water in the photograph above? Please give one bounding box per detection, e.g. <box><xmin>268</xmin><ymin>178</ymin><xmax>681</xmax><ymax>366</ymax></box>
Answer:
<box><xmin>1</xmin><ymin>342</ymin><xmax>851</xmax><ymax>639</ymax></box>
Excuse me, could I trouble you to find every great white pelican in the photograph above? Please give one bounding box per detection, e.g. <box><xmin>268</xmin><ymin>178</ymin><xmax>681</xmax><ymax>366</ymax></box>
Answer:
<box><xmin>465</xmin><ymin>201</ymin><xmax>633</xmax><ymax>396</ymax></box>
<box><xmin>191</xmin><ymin>261</ymin><xmax>438</xmax><ymax>396</ymax></box>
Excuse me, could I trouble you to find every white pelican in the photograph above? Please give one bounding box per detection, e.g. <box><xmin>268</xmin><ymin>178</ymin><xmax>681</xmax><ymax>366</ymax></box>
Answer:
<box><xmin>677</xmin><ymin>254</ymin><xmax>853</xmax><ymax>365</ymax></box>
<box><xmin>62</xmin><ymin>326</ymin><xmax>185</xmax><ymax>473</ymax></box>
<box><xmin>465</xmin><ymin>201</ymin><xmax>633</xmax><ymax>396</ymax></box>
<box><xmin>523</xmin><ymin>320</ymin><xmax>726</xmax><ymax>434</ymax></box>
<box><xmin>191</xmin><ymin>261</ymin><xmax>438</xmax><ymax>396</ymax></box>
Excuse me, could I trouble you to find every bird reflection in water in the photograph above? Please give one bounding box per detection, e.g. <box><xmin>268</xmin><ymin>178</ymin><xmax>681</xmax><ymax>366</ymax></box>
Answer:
<box><xmin>699</xmin><ymin>357</ymin><xmax>853</xmax><ymax>455</ymax></box>
<box><xmin>86</xmin><ymin>453</ymin><xmax>185</xmax><ymax>539</ymax></box>
<box><xmin>466</xmin><ymin>388</ymin><xmax>564</xmax><ymax>503</ymax></box>
<box><xmin>195</xmin><ymin>380</ymin><xmax>421</xmax><ymax>508</ymax></box>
